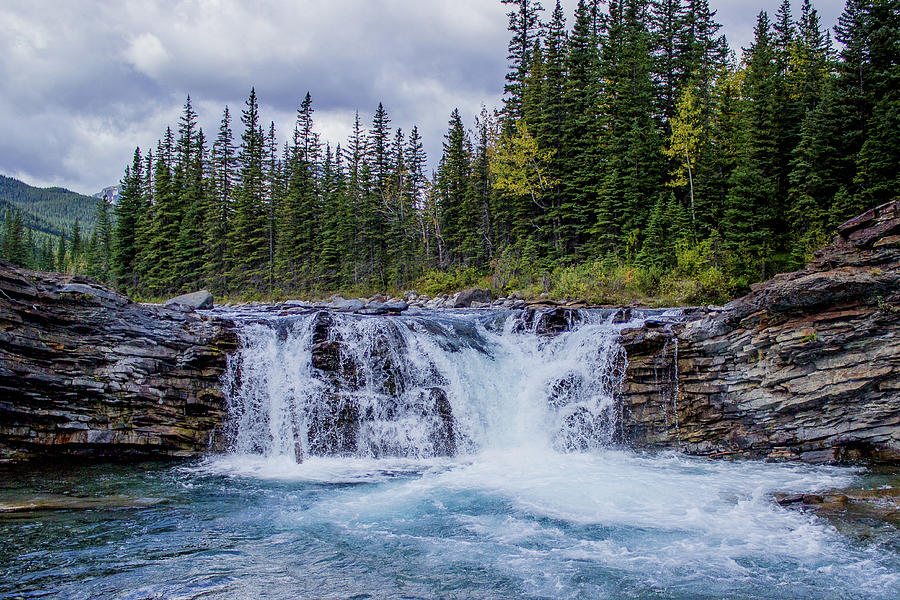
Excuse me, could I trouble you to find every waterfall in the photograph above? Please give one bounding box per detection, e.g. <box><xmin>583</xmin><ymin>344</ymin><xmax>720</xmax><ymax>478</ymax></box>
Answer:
<box><xmin>222</xmin><ymin>308</ymin><xmax>648</xmax><ymax>461</ymax></box>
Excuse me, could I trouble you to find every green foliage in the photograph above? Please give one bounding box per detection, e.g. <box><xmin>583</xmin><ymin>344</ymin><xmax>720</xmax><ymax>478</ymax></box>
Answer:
<box><xmin>413</xmin><ymin>267</ymin><xmax>483</xmax><ymax>297</ymax></box>
<box><xmin>61</xmin><ymin>0</ymin><xmax>895</xmax><ymax>307</ymax></box>
<box><xmin>0</xmin><ymin>175</ymin><xmax>99</xmax><ymax>236</ymax></box>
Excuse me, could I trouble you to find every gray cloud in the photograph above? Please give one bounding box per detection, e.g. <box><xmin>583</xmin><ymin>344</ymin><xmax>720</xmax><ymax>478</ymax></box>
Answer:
<box><xmin>0</xmin><ymin>0</ymin><xmax>842</xmax><ymax>195</ymax></box>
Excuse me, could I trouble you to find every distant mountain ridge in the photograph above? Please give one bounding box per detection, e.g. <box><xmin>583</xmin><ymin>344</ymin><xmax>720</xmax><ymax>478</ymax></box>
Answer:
<box><xmin>0</xmin><ymin>174</ymin><xmax>98</xmax><ymax>237</ymax></box>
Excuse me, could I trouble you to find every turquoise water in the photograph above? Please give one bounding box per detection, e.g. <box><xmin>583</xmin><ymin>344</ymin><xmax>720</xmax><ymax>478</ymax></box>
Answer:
<box><xmin>2</xmin><ymin>452</ymin><xmax>898</xmax><ymax>599</ymax></box>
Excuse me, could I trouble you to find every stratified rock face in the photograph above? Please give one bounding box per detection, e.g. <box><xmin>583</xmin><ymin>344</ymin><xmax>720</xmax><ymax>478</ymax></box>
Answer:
<box><xmin>0</xmin><ymin>262</ymin><xmax>237</xmax><ymax>461</ymax></box>
<box><xmin>620</xmin><ymin>200</ymin><xmax>900</xmax><ymax>464</ymax></box>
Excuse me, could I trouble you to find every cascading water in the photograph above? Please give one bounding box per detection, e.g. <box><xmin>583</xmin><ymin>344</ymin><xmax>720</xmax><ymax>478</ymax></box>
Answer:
<box><xmin>6</xmin><ymin>307</ymin><xmax>896</xmax><ymax>600</ymax></box>
<box><xmin>222</xmin><ymin>308</ymin><xmax>634</xmax><ymax>461</ymax></box>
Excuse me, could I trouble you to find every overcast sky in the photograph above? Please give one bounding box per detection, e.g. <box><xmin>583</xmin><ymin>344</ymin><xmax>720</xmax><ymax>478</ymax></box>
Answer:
<box><xmin>0</xmin><ymin>0</ymin><xmax>844</xmax><ymax>195</ymax></box>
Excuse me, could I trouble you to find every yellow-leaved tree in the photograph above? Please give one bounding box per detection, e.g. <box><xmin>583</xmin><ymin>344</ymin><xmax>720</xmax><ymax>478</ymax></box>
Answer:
<box><xmin>665</xmin><ymin>86</ymin><xmax>702</xmax><ymax>225</ymax></box>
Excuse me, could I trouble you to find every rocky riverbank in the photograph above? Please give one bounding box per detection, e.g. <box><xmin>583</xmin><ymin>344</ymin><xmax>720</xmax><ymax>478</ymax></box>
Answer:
<box><xmin>620</xmin><ymin>199</ymin><xmax>900</xmax><ymax>463</ymax></box>
<box><xmin>0</xmin><ymin>265</ymin><xmax>237</xmax><ymax>462</ymax></box>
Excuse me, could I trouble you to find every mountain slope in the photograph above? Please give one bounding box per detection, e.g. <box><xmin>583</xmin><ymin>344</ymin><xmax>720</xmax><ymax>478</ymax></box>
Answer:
<box><xmin>0</xmin><ymin>175</ymin><xmax>98</xmax><ymax>235</ymax></box>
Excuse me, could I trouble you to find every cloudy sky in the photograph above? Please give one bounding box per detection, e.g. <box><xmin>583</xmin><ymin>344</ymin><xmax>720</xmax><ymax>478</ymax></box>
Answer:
<box><xmin>0</xmin><ymin>0</ymin><xmax>844</xmax><ymax>195</ymax></box>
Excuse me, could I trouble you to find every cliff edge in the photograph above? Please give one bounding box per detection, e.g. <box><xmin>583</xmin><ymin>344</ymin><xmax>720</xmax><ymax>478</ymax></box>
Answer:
<box><xmin>0</xmin><ymin>265</ymin><xmax>237</xmax><ymax>461</ymax></box>
<box><xmin>621</xmin><ymin>200</ymin><xmax>900</xmax><ymax>463</ymax></box>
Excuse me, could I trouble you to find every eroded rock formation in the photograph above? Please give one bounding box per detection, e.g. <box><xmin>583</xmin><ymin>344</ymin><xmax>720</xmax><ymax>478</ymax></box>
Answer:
<box><xmin>0</xmin><ymin>264</ymin><xmax>237</xmax><ymax>461</ymax></box>
<box><xmin>620</xmin><ymin>200</ymin><xmax>900</xmax><ymax>463</ymax></box>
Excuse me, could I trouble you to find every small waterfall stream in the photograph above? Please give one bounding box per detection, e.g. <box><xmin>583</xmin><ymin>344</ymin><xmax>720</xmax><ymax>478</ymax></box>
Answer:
<box><xmin>222</xmin><ymin>308</ymin><xmax>641</xmax><ymax>461</ymax></box>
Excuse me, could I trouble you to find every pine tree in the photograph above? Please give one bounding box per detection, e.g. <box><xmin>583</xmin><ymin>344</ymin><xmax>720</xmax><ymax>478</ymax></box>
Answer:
<box><xmin>142</xmin><ymin>130</ymin><xmax>181</xmax><ymax>294</ymax></box>
<box><xmin>93</xmin><ymin>196</ymin><xmax>113</xmax><ymax>283</ymax></box>
<box><xmin>851</xmin><ymin>0</ymin><xmax>900</xmax><ymax>209</ymax></box>
<box><xmin>436</xmin><ymin>109</ymin><xmax>474</xmax><ymax>266</ymax></box>
<box><xmin>405</xmin><ymin>127</ymin><xmax>431</xmax><ymax>269</ymax></box>
<box><xmin>38</xmin><ymin>237</ymin><xmax>54</xmax><ymax>271</ymax></box>
<box><xmin>205</xmin><ymin>106</ymin><xmax>236</xmax><ymax>293</ymax></box>
<box><xmin>650</xmin><ymin>0</ymin><xmax>688</xmax><ymax>123</ymax></box>
<box><xmin>596</xmin><ymin>0</ymin><xmax>667</xmax><ymax>258</ymax></box>
<box><xmin>344</xmin><ymin>112</ymin><xmax>367</xmax><ymax>283</ymax></box>
<box><xmin>113</xmin><ymin>148</ymin><xmax>146</xmax><ymax>291</ymax></box>
<box><xmin>278</xmin><ymin>105</ymin><xmax>319</xmax><ymax>290</ymax></box>
<box><xmin>562</xmin><ymin>0</ymin><xmax>603</xmax><ymax>254</ymax></box>
<box><xmin>366</xmin><ymin>103</ymin><xmax>393</xmax><ymax>283</ymax></box>
<box><xmin>502</xmin><ymin>0</ymin><xmax>545</xmax><ymax>126</ymax></box>
<box><xmin>723</xmin><ymin>12</ymin><xmax>780</xmax><ymax>280</ymax></box>
<box><xmin>56</xmin><ymin>235</ymin><xmax>67</xmax><ymax>272</ymax></box>
<box><xmin>316</xmin><ymin>145</ymin><xmax>346</xmax><ymax>287</ymax></box>
<box><xmin>228</xmin><ymin>88</ymin><xmax>269</xmax><ymax>292</ymax></box>
<box><xmin>70</xmin><ymin>219</ymin><xmax>82</xmax><ymax>269</ymax></box>
<box><xmin>469</xmin><ymin>109</ymin><xmax>497</xmax><ymax>264</ymax></box>
<box><xmin>1</xmin><ymin>209</ymin><xmax>28</xmax><ymax>267</ymax></box>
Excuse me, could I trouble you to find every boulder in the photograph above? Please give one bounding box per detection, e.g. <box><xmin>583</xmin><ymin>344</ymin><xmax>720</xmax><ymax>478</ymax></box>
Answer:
<box><xmin>359</xmin><ymin>301</ymin><xmax>409</xmax><ymax>315</ymax></box>
<box><xmin>453</xmin><ymin>288</ymin><xmax>492</xmax><ymax>308</ymax></box>
<box><xmin>166</xmin><ymin>290</ymin><xmax>214</xmax><ymax>310</ymax></box>
<box><xmin>329</xmin><ymin>297</ymin><xmax>366</xmax><ymax>312</ymax></box>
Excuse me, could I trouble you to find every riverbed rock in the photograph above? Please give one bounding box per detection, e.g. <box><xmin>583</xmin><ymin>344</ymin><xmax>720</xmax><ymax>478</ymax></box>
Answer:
<box><xmin>453</xmin><ymin>288</ymin><xmax>492</xmax><ymax>308</ymax></box>
<box><xmin>0</xmin><ymin>262</ymin><xmax>237</xmax><ymax>462</ymax></box>
<box><xmin>165</xmin><ymin>290</ymin><xmax>214</xmax><ymax>310</ymax></box>
<box><xmin>328</xmin><ymin>296</ymin><xmax>366</xmax><ymax>312</ymax></box>
<box><xmin>618</xmin><ymin>199</ymin><xmax>900</xmax><ymax>464</ymax></box>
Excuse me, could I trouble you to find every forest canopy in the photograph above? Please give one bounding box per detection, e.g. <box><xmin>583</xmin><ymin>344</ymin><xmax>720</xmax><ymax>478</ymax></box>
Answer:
<box><xmin>3</xmin><ymin>0</ymin><xmax>897</xmax><ymax>305</ymax></box>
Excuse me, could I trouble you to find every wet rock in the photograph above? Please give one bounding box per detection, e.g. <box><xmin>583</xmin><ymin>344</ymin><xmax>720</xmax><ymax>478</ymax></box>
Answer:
<box><xmin>359</xmin><ymin>301</ymin><xmax>409</xmax><ymax>315</ymax></box>
<box><xmin>165</xmin><ymin>290</ymin><xmax>214</xmax><ymax>310</ymax></box>
<box><xmin>425</xmin><ymin>387</ymin><xmax>455</xmax><ymax>456</ymax></box>
<box><xmin>59</xmin><ymin>283</ymin><xmax>128</xmax><ymax>305</ymax></box>
<box><xmin>0</xmin><ymin>495</ymin><xmax>167</xmax><ymax>514</ymax></box>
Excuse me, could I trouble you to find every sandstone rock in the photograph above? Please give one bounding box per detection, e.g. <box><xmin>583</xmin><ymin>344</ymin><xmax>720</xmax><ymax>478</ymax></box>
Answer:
<box><xmin>165</xmin><ymin>290</ymin><xmax>214</xmax><ymax>310</ymax></box>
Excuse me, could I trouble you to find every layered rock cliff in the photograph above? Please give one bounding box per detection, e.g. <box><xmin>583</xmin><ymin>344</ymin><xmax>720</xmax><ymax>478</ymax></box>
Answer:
<box><xmin>0</xmin><ymin>264</ymin><xmax>237</xmax><ymax>461</ymax></box>
<box><xmin>620</xmin><ymin>200</ymin><xmax>900</xmax><ymax>463</ymax></box>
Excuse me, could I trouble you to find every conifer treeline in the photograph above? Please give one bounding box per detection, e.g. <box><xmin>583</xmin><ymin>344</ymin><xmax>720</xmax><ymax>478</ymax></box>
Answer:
<box><xmin>1</xmin><ymin>204</ymin><xmax>112</xmax><ymax>281</ymax></box>
<box><xmin>99</xmin><ymin>0</ymin><xmax>897</xmax><ymax>299</ymax></box>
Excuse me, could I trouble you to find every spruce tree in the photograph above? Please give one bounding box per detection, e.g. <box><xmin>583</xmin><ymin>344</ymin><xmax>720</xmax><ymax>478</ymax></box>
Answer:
<box><xmin>142</xmin><ymin>130</ymin><xmax>180</xmax><ymax>294</ymax></box>
<box><xmin>436</xmin><ymin>109</ymin><xmax>473</xmax><ymax>266</ymax></box>
<box><xmin>501</xmin><ymin>0</ymin><xmax>545</xmax><ymax>126</ymax></box>
<box><xmin>113</xmin><ymin>148</ymin><xmax>146</xmax><ymax>290</ymax></box>
<box><xmin>93</xmin><ymin>196</ymin><xmax>113</xmax><ymax>283</ymax></box>
<box><xmin>205</xmin><ymin>106</ymin><xmax>236</xmax><ymax>293</ymax></box>
<box><xmin>563</xmin><ymin>0</ymin><xmax>603</xmax><ymax>255</ymax></box>
<box><xmin>228</xmin><ymin>88</ymin><xmax>269</xmax><ymax>292</ymax></box>
<box><xmin>56</xmin><ymin>235</ymin><xmax>67</xmax><ymax>272</ymax></box>
<box><xmin>723</xmin><ymin>12</ymin><xmax>780</xmax><ymax>281</ymax></box>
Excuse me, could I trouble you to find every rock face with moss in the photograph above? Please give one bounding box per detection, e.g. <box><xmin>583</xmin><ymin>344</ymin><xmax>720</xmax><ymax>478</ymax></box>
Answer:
<box><xmin>619</xmin><ymin>200</ymin><xmax>900</xmax><ymax>463</ymax></box>
<box><xmin>0</xmin><ymin>262</ymin><xmax>237</xmax><ymax>461</ymax></box>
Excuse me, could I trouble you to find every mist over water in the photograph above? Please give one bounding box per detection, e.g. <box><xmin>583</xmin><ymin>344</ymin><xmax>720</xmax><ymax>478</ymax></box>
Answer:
<box><xmin>2</xmin><ymin>309</ymin><xmax>898</xmax><ymax>599</ymax></box>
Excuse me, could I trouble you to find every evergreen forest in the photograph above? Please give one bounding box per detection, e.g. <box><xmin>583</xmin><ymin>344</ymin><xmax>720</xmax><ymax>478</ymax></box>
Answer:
<box><xmin>2</xmin><ymin>0</ymin><xmax>897</xmax><ymax>305</ymax></box>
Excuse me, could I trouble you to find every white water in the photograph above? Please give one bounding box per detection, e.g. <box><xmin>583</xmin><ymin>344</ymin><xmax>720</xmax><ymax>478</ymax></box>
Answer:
<box><xmin>203</xmin><ymin>308</ymin><xmax>900</xmax><ymax>599</ymax></box>
<box><xmin>223</xmin><ymin>309</ymin><xmax>631</xmax><ymax>460</ymax></box>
